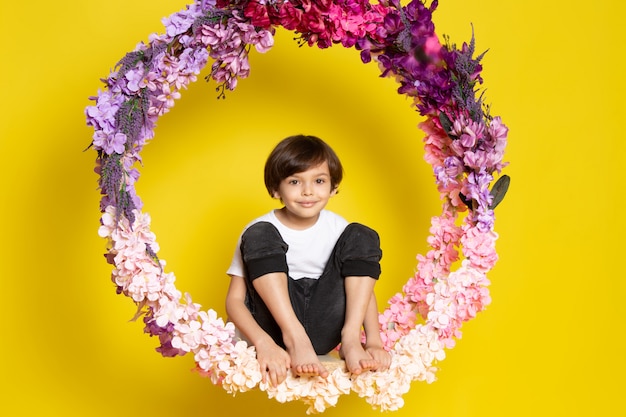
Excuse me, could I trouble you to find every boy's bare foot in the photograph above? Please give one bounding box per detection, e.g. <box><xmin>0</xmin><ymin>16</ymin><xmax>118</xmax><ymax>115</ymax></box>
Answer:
<box><xmin>365</xmin><ymin>345</ymin><xmax>391</xmax><ymax>372</ymax></box>
<box><xmin>339</xmin><ymin>340</ymin><xmax>379</xmax><ymax>375</ymax></box>
<box><xmin>284</xmin><ymin>333</ymin><xmax>329</xmax><ymax>378</ymax></box>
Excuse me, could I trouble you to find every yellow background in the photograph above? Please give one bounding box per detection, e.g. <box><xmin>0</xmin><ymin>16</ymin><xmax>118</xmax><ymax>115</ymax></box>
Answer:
<box><xmin>1</xmin><ymin>0</ymin><xmax>624</xmax><ymax>416</ymax></box>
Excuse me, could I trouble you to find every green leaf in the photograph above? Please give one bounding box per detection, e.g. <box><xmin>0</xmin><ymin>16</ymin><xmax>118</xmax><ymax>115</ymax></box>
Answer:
<box><xmin>459</xmin><ymin>192</ymin><xmax>474</xmax><ymax>210</ymax></box>
<box><xmin>438</xmin><ymin>111</ymin><xmax>454</xmax><ymax>137</ymax></box>
<box><xmin>489</xmin><ymin>175</ymin><xmax>510</xmax><ymax>209</ymax></box>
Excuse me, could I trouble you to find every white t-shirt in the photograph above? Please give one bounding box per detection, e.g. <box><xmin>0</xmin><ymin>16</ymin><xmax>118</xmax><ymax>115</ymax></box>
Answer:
<box><xmin>227</xmin><ymin>210</ymin><xmax>349</xmax><ymax>280</ymax></box>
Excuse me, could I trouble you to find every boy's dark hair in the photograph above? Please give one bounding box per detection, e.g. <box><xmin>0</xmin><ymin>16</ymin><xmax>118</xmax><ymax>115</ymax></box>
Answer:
<box><xmin>264</xmin><ymin>135</ymin><xmax>343</xmax><ymax>196</ymax></box>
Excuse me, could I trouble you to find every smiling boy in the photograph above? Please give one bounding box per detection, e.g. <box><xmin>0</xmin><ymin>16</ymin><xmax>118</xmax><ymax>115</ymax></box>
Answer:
<box><xmin>225</xmin><ymin>135</ymin><xmax>390</xmax><ymax>386</ymax></box>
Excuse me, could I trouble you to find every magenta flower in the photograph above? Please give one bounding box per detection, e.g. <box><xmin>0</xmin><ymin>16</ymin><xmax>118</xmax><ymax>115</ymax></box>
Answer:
<box><xmin>243</xmin><ymin>0</ymin><xmax>271</xmax><ymax>28</ymax></box>
<box><xmin>277</xmin><ymin>2</ymin><xmax>303</xmax><ymax>30</ymax></box>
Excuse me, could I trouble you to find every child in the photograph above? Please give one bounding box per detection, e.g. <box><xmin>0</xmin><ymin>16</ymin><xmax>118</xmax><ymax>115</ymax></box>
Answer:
<box><xmin>226</xmin><ymin>135</ymin><xmax>390</xmax><ymax>387</ymax></box>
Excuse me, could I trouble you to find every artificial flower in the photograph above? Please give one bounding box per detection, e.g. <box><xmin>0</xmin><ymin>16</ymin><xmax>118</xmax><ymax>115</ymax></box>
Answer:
<box><xmin>89</xmin><ymin>0</ymin><xmax>508</xmax><ymax>412</ymax></box>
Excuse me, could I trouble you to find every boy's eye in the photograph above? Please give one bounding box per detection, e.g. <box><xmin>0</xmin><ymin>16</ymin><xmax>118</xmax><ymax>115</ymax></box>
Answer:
<box><xmin>315</xmin><ymin>178</ymin><xmax>326</xmax><ymax>184</ymax></box>
<box><xmin>289</xmin><ymin>179</ymin><xmax>299</xmax><ymax>185</ymax></box>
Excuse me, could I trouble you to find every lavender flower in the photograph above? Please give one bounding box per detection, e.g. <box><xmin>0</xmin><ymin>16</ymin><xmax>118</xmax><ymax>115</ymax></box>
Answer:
<box><xmin>442</xmin><ymin>28</ymin><xmax>488</xmax><ymax>122</ymax></box>
<box><xmin>115</xmin><ymin>96</ymin><xmax>149</xmax><ymax>148</ymax></box>
<box><xmin>99</xmin><ymin>153</ymin><xmax>123</xmax><ymax>204</ymax></box>
<box><xmin>98</xmin><ymin>152</ymin><xmax>137</xmax><ymax>224</ymax></box>
<box><xmin>366</xmin><ymin>0</ymin><xmax>454</xmax><ymax>116</ymax></box>
<box><xmin>114</xmin><ymin>50</ymin><xmax>147</xmax><ymax>83</ymax></box>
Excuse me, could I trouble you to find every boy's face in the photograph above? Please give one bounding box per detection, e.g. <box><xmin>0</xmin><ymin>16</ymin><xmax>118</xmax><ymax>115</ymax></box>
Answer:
<box><xmin>273</xmin><ymin>161</ymin><xmax>337</xmax><ymax>228</ymax></box>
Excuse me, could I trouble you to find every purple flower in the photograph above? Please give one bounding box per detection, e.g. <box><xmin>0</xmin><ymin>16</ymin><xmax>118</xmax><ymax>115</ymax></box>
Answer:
<box><xmin>199</xmin><ymin>0</ymin><xmax>217</xmax><ymax>12</ymax></box>
<box><xmin>92</xmin><ymin>131</ymin><xmax>127</xmax><ymax>155</ymax></box>
<box><xmin>143</xmin><ymin>313</ymin><xmax>184</xmax><ymax>357</ymax></box>
<box><xmin>464</xmin><ymin>150</ymin><xmax>488</xmax><ymax>170</ymax></box>
<box><xmin>107</xmin><ymin>132</ymin><xmax>126</xmax><ymax>154</ymax></box>
<box><xmin>85</xmin><ymin>90</ymin><xmax>123</xmax><ymax>131</ymax></box>
<box><xmin>442</xmin><ymin>28</ymin><xmax>487</xmax><ymax>121</ymax></box>
<box><xmin>465</xmin><ymin>170</ymin><xmax>493</xmax><ymax>210</ymax></box>
<box><xmin>371</xmin><ymin>1</ymin><xmax>453</xmax><ymax>116</ymax></box>
<box><xmin>179</xmin><ymin>47</ymin><xmax>210</xmax><ymax>75</ymax></box>
<box><xmin>435</xmin><ymin>156</ymin><xmax>464</xmax><ymax>188</ymax></box>
<box><xmin>474</xmin><ymin>208</ymin><xmax>495</xmax><ymax>232</ymax></box>
<box><xmin>459</xmin><ymin>132</ymin><xmax>477</xmax><ymax>149</ymax></box>
<box><xmin>162</xmin><ymin>6</ymin><xmax>203</xmax><ymax>39</ymax></box>
<box><xmin>489</xmin><ymin>116</ymin><xmax>508</xmax><ymax>153</ymax></box>
<box><xmin>124</xmin><ymin>65</ymin><xmax>145</xmax><ymax>93</ymax></box>
<box><xmin>444</xmin><ymin>155</ymin><xmax>464</xmax><ymax>176</ymax></box>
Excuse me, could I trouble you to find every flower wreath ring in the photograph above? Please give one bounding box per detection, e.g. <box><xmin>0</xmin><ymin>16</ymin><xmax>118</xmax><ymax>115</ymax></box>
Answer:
<box><xmin>87</xmin><ymin>0</ymin><xmax>509</xmax><ymax>413</ymax></box>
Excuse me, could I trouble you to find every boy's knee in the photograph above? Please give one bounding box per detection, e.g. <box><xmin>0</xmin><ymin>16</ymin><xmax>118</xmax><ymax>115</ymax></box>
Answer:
<box><xmin>340</xmin><ymin>223</ymin><xmax>382</xmax><ymax>279</ymax></box>
<box><xmin>242</xmin><ymin>222</ymin><xmax>280</xmax><ymax>242</ymax></box>
<box><xmin>240</xmin><ymin>222</ymin><xmax>289</xmax><ymax>281</ymax></box>
<box><xmin>344</xmin><ymin>223</ymin><xmax>380</xmax><ymax>245</ymax></box>
<box><xmin>241</xmin><ymin>222</ymin><xmax>287</xmax><ymax>253</ymax></box>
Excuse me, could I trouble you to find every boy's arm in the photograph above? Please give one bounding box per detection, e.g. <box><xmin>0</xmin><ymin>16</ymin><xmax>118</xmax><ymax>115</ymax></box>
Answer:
<box><xmin>362</xmin><ymin>292</ymin><xmax>391</xmax><ymax>370</ymax></box>
<box><xmin>362</xmin><ymin>292</ymin><xmax>384</xmax><ymax>348</ymax></box>
<box><xmin>225</xmin><ymin>274</ymin><xmax>292</xmax><ymax>385</ymax></box>
<box><xmin>226</xmin><ymin>274</ymin><xmax>279</xmax><ymax>348</ymax></box>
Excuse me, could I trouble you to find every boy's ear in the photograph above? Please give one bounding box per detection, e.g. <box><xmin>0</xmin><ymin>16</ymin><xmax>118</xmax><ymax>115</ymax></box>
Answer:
<box><xmin>331</xmin><ymin>186</ymin><xmax>338</xmax><ymax>197</ymax></box>
<box><xmin>272</xmin><ymin>189</ymin><xmax>281</xmax><ymax>199</ymax></box>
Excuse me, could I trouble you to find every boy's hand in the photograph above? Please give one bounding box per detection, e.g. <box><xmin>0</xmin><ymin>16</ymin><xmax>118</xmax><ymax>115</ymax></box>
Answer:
<box><xmin>255</xmin><ymin>339</ymin><xmax>291</xmax><ymax>387</ymax></box>
<box><xmin>365</xmin><ymin>344</ymin><xmax>391</xmax><ymax>372</ymax></box>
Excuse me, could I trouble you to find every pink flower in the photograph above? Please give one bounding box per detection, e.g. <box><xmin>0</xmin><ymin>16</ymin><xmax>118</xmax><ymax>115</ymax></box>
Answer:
<box><xmin>247</xmin><ymin>29</ymin><xmax>274</xmax><ymax>53</ymax></box>
<box><xmin>199</xmin><ymin>23</ymin><xmax>229</xmax><ymax>47</ymax></box>
<box><xmin>424</xmin><ymin>35</ymin><xmax>442</xmax><ymax>57</ymax></box>
<box><xmin>172</xmin><ymin>320</ymin><xmax>203</xmax><ymax>352</ymax></box>
<box><xmin>378</xmin><ymin>293</ymin><xmax>417</xmax><ymax>349</ymax></box>
<box><xmin>489</xmin><ymin>116</ymin><xmax>508</xmax><ymax>147</ymax></box>
<box><xmin>420</xmin><ymin>119</ymin><xmax>450</xmax><ymax>166</ymax></box>
<box><xmin>156</xmin><ymin>84</ymin><xmax>181</xmax><ymax>109</ymax></box>
<box><xmin>461</xmin><ymin>225</ymin><xmax>499</xmax><ymax>271</ymax></box>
